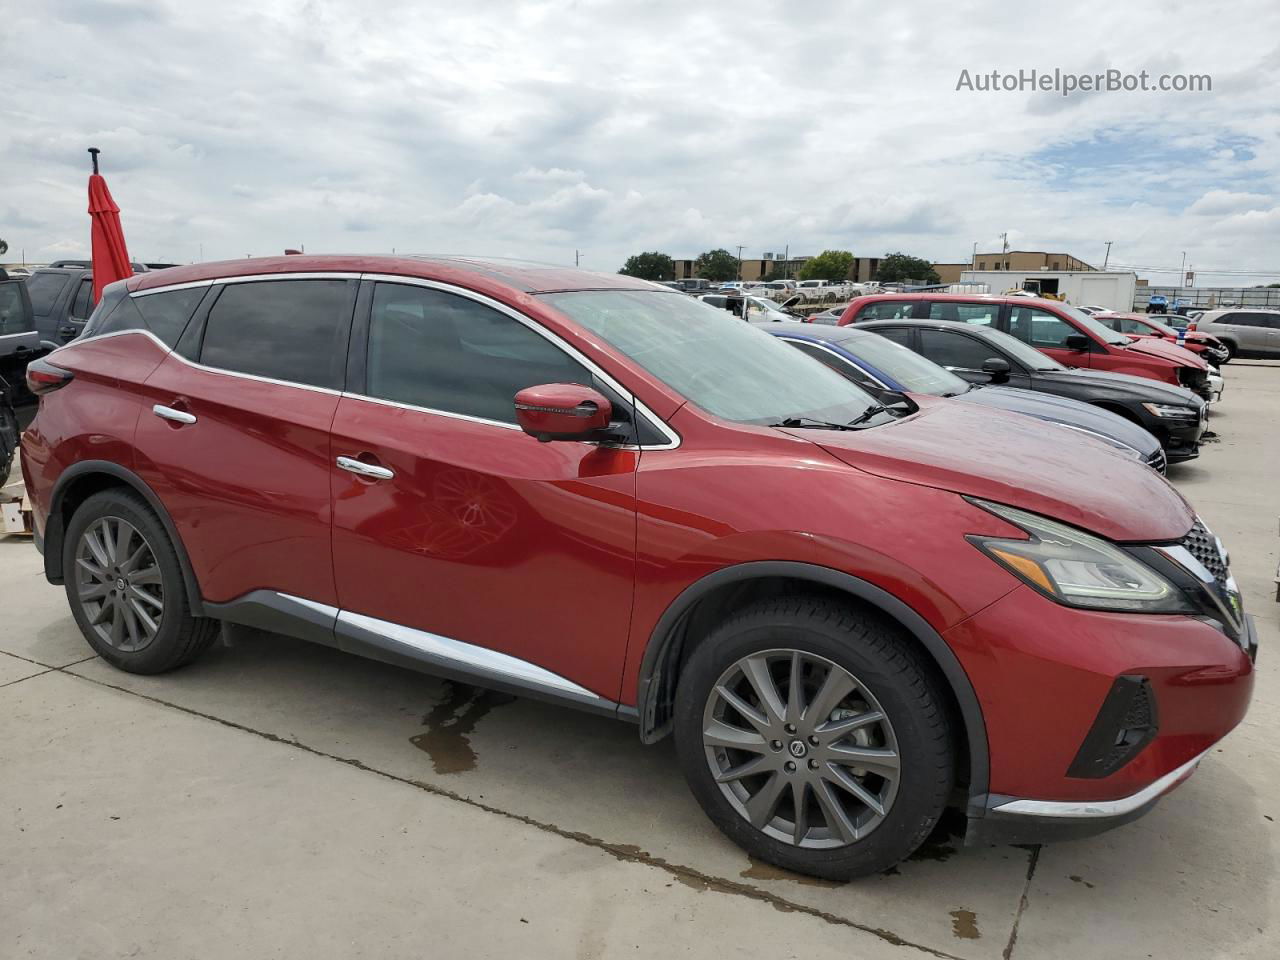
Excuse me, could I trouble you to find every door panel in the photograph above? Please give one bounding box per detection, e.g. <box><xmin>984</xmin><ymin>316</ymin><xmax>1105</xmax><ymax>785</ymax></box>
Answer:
<box><xmin>135</xmin><ymin>355</ymin><xmax>340</xmax><ymax>604</ymax></box>
<box><xmin>329</xmin><ymin>397</ymin><xmax>638</xmax><ymax>699</ymax></box>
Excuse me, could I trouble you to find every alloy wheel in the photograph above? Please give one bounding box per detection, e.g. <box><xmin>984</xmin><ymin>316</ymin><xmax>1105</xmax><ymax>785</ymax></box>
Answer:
<box><xmin>74</xmin><ymin>517</ymin><xmax>165</xmax><ymax>652</ymax></box>
<box><xmin>702</xmin><ymin>648</ymin><xmax>900</xmax><ymax>848</ymax></box>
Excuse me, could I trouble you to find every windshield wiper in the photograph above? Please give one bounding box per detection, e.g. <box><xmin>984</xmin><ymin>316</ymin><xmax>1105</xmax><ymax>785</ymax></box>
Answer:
<box><xmin>846</xmin><ymin>404</ymin><xmax>889</xmax><ymax>426</ymax></box>
<box><xmin>770</xmin><ymin>416</ymin><xmax>859</xmax><ymax>431</ymax></box>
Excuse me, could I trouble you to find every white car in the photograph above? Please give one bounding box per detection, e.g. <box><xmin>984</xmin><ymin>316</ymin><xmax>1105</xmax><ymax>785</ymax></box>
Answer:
<box><xmin>1207</xmin><ymin>366</ymin><xmax>1224</xmax><ymax>403</ymax></box>
<box><xmin>698</xmin><ymin>293</ymin><xmax>802</xmax><ymax>322</ymax></box>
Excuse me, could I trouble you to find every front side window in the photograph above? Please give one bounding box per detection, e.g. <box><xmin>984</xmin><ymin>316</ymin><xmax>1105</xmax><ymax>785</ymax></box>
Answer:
<box><xmin>367</xmin><ymin>283</ymin><xmax>592</xmax><ymax>425</ymax></box>
<box><xmin>0</xmin><ymin>283</ymin><xmax>33</xmax><ymax>335</ymax></box>
<box><xmin>1008</xmin><ymin>306</ymin><xmax>1078</xmax><ymax>348</ymax></box>
<box><xmin>199</xmin><ymin>279</ymin><xmax>352</xmax><ymax>389</ymax></box>
<box><xmin>25</xmin><ymin>273</ymin><xmax>69</xmax><ymax>315</ymax></box>
<box><xmin>918</xmin><ymin>329</ymin><xmax>1002</xmax><ymax>373</ymax></box>
<box><xmin>542</xmin><ymin>290</ymin><xmax>881</xmax><ymax>426</ymax></box>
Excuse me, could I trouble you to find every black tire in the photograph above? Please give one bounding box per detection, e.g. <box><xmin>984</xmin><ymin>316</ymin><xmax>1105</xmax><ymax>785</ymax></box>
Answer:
<box><xmin>674</xmin><ymin>595</ymin><xmax>954</xmax><ymax>879</ymax></box>
<box><xmin>63</xmin><ymin>488</ymin><xmax>218</xmax><ymax>673</ymax></box>
<box><xmin>1219</xmin><ymin>342</ymin><xmax>1236</xmax><ymax>363</ymax></box>
<box><xmin>0</xmin><ymin>402</ymin><xmax>17</xmax><ymax>484</ymax></box>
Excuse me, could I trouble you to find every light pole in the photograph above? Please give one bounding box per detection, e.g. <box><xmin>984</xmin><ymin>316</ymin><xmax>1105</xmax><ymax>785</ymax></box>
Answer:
<box><xmin>735</xmin><ymin>245</ymin><xmax>744</xmax><ymax>281</ymax></box>
<box><xmin>1103</xmin><ymin>241</ymin><xmax>1112</xmax><ymax>269</ymax></box>
<box><xmin>1179</xmin><ymin>251</ymin><xmax>1186</xmax><ymax>288</ymax></box>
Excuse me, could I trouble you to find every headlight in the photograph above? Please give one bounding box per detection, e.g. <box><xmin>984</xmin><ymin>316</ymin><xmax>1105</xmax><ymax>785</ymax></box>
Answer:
<box><xmin>1141</xmin><ymin>402</ymin><xmax>1199</xmax><ymax>420</ymax></box>
<box><xmin>967</xmin><ymin>499</ymin><xmax>1193</xmax><ymax>613</ymax></box>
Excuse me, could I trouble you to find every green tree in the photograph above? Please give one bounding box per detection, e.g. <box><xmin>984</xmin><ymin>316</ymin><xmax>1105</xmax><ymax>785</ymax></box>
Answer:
<box><xmin>694</xmin><ymin>248</ymin><xmax>740</xmax><ymax>282</ymax></box>
<box><xmin>876</xmin><ymin>252</ymin><xmax>940</xmax><ymax>285</ymax></box>
<box><xmin>618</xmin><ymin>251</ymin><xmax>675</xmax><ymax>281</ymax></box>
<box><xmin>798</xmin><ymin>250</ymin><xmax>854</xmax><ymax>282</ymax></box>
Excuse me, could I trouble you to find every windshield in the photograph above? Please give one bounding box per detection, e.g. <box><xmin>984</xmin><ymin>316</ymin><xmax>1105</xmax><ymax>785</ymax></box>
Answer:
<box><xmin>1056</xmin><ymin>303</ymin><xmax>1130</xmax><ymax>346</ymax></box>
<box><xmin>838</xmin><ymin>333</ymin><xmax>968</xmax><ymax>396</ymax></box>
<box><xmin>980</xmin><ymin>326</ymin><xmax>1067</xmax><ymax>371</ymax></box>
<box><xmin>542</xmin><ymin>290</ymin><xmax>882</xmax><ymax>425</ymax></box>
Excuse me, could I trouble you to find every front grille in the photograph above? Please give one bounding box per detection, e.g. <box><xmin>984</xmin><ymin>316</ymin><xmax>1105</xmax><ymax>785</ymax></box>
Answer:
<box><xmin>1181</xmin><ymin>518</ymin><xmax>1229</xmax><ymax>586</ymax></box>
<box><xmin>1146</xmin><ymin>448</ymin><xmax>1167</xmax><ymax>474</ymax></box>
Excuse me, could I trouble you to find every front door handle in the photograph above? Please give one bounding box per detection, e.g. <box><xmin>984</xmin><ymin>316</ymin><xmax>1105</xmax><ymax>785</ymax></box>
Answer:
<box><xmin>153</xmin><ymin>404</ymin><xmax>196</xmax><ymax>425</ymax></box>
<box><xmin>336</xmin><ymin>456</ymin><xmax>394</xmax><ymax>481</ymax></box>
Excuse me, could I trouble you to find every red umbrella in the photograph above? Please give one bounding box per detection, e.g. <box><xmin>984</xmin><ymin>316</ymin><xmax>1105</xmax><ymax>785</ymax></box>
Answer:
<box><xmin>87</xmin><ymin>147</ymin><xmax>133</xmax><ymax>304</ymax></box>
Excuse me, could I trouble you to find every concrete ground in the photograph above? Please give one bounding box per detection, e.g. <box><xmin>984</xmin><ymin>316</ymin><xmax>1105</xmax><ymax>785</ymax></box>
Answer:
<box><xmin>2</xmin><ymin>363</ymin><xmax>1278</xmax><ymax>960</ymax></box>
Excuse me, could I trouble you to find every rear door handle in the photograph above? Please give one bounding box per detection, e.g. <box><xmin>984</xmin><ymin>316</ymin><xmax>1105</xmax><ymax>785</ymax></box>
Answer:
<box><xmin>153</xmin><ymin>404</ymin><xmax>196</xmax><ymax>425</ymax></box>
<box><xmin>336</xmin><ymin>456</ymin><xmax>394</xmax><ymax>480</ymax></box>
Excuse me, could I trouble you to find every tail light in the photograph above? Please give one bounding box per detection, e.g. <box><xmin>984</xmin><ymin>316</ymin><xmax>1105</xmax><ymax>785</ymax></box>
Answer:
<box><xmin>26</xmin><ymin>356</ymin><xmax>74</xmax><ymax>395</ymax></box>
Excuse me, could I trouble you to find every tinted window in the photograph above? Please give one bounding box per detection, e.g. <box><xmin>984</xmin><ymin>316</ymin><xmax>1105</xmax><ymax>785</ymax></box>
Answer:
<box><xmin>134</xmin><ymin>288</ymin><xmax>205</xmax><ymax>346</ymax></box>
<box><xmin>26</xmin><ymin>273</ymin><xmax>69</xmax><ymax>315</ymax></box>
<box><xmin>919</xmin><ymin>330</ymin><xmax>1001</xmax><ymax>371</ymax></box>
<box><xmin>200</xmin><ymin>280</ymin><xmax>352</xmax><ymax>389</ymax></box>
<box><xmin>856</xmin><ymin>301</ymin><xmax>913</xmax><ymax>320</ymax></box>
<box><xmin>0</xmin><ymin>282</ymin><xmax>33</xmax><ymax>335</ymax></box>
<box><xmin>69</xmin><ymin>279</ymin><xmax>93</xmax><ymax>320</ymax></box>
<box><xmin>870</xmin><ymin>326</ymin><xmax>912</xmax><ymax>347</ymax></box>
<box><xmin>927</xmin><ymin>302</ymin><xmax>998</xmax><ymax>325</ymax></box>
<box><xmin>367</xmin><ymin>283</ymin><xmax>592</xmax><ymax>424</ymax></box>
<box><xmin>1228</xmin><ymin>313</ymin><xmax>1280</xmax><ymax>328</ymax></box>
<box><xmin>1008</xmin><ymin>306</ymin><xmax>1077</xmax><ymax>348</ymax></box>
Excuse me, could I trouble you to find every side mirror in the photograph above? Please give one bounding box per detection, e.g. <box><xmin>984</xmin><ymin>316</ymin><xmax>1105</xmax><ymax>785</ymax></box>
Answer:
<box><xmin>981</xmin><ymin>357</ymin><xmax>1011</xmax><ymax>383</ymax></box>
<box><xmin>514</xmin><ymin>383</ymin><xmax>613</xmax><ymax>442</ymax></box>
<box><xmin>1064</xmin><ymin>334</ymin><xmax>1091</xmax><ymax>351</ymax></box>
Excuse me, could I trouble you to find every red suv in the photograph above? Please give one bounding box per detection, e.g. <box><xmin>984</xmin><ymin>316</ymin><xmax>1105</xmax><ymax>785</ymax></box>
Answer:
<box><xmin>841</xmin><ymin>294</ymin><xmax>1213</xmax><ymax>400</ymax></box>
<box><xmin>22</xmin><ymin>257</ymin><xmax>1255</xmax><ymax>878</ymax></box>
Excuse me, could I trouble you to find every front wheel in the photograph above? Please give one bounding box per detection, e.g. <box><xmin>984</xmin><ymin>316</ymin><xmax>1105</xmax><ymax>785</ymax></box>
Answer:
<box><xmin>674</xmin><ymin>596</ymin><xmax>954</xmax><ymax>879</ymax></box>
<box><xmin>63</xmin><ymin>489</ymin><xmax>219</xmax><ymax>673</ymax></box>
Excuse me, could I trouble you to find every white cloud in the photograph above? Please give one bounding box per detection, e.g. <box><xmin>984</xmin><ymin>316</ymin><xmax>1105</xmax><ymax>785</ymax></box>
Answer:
<box><xmin>0</xmin><ymin>0</ymin><xmax>1277</xmax><ymax>284</ymax></box>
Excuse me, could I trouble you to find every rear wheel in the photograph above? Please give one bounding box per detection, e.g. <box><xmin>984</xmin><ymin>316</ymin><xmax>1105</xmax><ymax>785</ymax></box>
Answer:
<box><xmin>63</xmin><ymin>489</ymin><xmax>218</xmax><ymax>673</ymax></box>
<box><xmin>674</xmin><ymin>595</ymin><xmax>954</xmax><ymax>879</ymax></box>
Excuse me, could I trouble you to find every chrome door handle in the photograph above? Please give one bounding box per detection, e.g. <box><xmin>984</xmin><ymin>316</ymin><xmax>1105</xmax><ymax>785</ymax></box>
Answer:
<box><xmin>336</xmin><ymin>456</ymin><xmax>394</xmax><ymax>480</ymax></box>
<box><xmin>153</xmin><ymin>404</ymin><xmax>196</xmax><ymax>425</ymax></box>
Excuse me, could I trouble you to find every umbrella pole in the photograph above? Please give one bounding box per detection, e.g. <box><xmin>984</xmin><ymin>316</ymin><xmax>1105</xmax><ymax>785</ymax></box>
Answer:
<box><xmin>88</xmin><ymin>147</ymin><xmax>100</xmax><ymax>174</ymax></box>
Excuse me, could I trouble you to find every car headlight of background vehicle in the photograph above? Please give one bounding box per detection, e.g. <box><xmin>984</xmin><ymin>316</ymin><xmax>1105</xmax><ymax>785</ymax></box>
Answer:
<box><xmin>1141</xmin><ymin>402</ymin><xmax>1200</xmax><ymax>420</ymax></box>
<box><xmin>967</xmin><ymin>499</ymin><xmax>1194</xmax><ymax>613</ymax></box>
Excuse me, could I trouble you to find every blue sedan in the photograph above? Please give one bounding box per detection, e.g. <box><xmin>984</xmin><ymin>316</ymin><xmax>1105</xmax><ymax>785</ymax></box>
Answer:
<box><xmin>759</xmin><ymin>322</ymin><xmax>1167</xmax><ymax>473</ymax></box>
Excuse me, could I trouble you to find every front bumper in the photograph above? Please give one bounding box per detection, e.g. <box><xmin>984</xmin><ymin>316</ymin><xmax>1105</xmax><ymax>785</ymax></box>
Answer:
<box><xmin>1160</xmin><ymin>408</ymin><xmax>1207</xmax><ymax>462</ymax></box>
<box><xmin>947</xmin><ymin>580</ymin><xmax>1256</xmax><ymax>845</ymax></box>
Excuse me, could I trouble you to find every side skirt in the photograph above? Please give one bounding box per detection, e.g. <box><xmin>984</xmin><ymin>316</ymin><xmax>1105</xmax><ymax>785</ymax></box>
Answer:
<box><xmin>204</xmin><ymin>590</ymin><xmax>626</xmax><ymax>721</ymax></box>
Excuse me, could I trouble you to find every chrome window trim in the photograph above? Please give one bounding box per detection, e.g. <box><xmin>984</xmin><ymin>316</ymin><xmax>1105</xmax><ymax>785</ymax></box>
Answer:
<box><xmin>991</xmin><ymin>749</ymin><xmax>1207</xmax><ymax>819</ymax></box>
<box><xmin>359</xmin><ymin>273</ymin><xmax>681</xmax><ymax>450</ymax></box>
<box><xmin>131</xmin><ymin>279</ymin><xmax>217</xmax><ymax>297</ymax></box>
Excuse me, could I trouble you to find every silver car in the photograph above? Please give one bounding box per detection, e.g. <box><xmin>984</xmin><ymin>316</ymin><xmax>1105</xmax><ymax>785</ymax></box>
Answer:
<box><xmin>1194</xmin><ymin>309</ymin><xmax>1280</xmax><ymax>360</ymax></box>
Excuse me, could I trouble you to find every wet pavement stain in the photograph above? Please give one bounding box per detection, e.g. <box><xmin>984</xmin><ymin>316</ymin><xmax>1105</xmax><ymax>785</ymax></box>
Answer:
<box><xmin>949</xmin><ymin>909</ymin><xmax>980</xmax><ymax>939</ymax></box>
<box><xmin>1069</xmin><ymin>874</ymin><xmax>1096</xmax><ymax>889</ymax></box>
<box><xmin>409</xmin><ymin>681</ymin><xmax>516</xmax><ymax>774</ymax></box>
<box><xmin>905</xmin><ymin>808</ymin><xmax>966</xmax><ymax>863</ymax></box>
<box><xmin>740</xmin><ymin>856</ymin><xmax>843</xmax><ymax>888</ymax></box>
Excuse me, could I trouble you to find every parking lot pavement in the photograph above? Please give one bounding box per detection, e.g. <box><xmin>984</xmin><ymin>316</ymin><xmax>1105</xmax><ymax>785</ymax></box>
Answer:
<box><xmin>2</xmin><ymin>362</ymin><xmax>1277</xmax><ymax>960</ymax></box>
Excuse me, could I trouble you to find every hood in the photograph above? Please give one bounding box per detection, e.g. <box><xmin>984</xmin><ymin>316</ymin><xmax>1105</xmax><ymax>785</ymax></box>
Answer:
<box><xmin>957</xmin><ymin>386</ymin><xmax>1161</xmax><ymax>457</ymax></box>
<box><xmin>1121</xmin><ymin>336</ymin><xmax>1207</xmax><ymax>369</ymax></box>
<box><xmin>800</xmin><ymin>398</ymin><xmax>1192</xmax><ymax>542</ymax></box>
<box><xmin>1039</xmin><ymin>367</ymin><xmax>1203</xmax><ymax>405</ymax></box>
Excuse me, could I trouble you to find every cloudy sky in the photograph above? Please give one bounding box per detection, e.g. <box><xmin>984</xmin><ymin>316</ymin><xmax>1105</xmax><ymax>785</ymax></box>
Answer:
<box><xmin>3</xmin><ymin>0</ymin><xmax>1279</xmax><ymax>286</ymax></box>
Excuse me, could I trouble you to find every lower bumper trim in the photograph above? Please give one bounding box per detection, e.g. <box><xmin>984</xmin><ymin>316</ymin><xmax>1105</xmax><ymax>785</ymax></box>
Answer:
<box><xmin>991</xmin><ymin>749</ymin><xmax>1206</xmax><ymax>819</ymax></box>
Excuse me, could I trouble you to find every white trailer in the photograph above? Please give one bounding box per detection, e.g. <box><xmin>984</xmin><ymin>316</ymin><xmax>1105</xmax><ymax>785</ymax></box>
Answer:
<box><xmin>959</xmin><ymin>270</ymin><xmax>1137</xmax><ymax>313</ymax></box>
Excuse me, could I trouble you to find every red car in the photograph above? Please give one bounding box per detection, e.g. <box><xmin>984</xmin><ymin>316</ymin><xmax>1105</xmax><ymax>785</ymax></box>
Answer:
<box><xmin>840</xmin><ymin>294</ymin><xmax>1213</xmax><ymax>400</ymax></box>
<box><xmin>1093</xmin><ymin>312</ymin><xmax>1231</xmax><ymax>366</ymax></box>
<box><xmin>22</xmin><ymin>257</ymin><xmax>1255</xmax><ymax>878</ymax></box>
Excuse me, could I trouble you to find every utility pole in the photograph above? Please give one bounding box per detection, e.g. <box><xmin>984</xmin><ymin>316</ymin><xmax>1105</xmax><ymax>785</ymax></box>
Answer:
<box><xmin>575</xmin><ymin>249</ymin><xmax>580</xmax><ymax>267</ymax></box>
<box><xmin>784</xmin><ymin>243</ymin><xmax>789</xmax><ymax>279</ymax></box>
<box><xmin>1103</xmin><ymin>241</ymin><xmax>1112</xmax><ymax>269</ymax></box>
<box><xmin>735</xmin><ymin>245</ymin><xmax>744</xmax><ymax>281</ymax></box>
<box><xmin>971</xmin><ymin>241</ymin><xmax>977</xmax><ymax>268</ymax></box>
<box><xmin>1179</xmin><ymin>251</ymin><xmax>1186</xmax><ymax>288</ymax></box>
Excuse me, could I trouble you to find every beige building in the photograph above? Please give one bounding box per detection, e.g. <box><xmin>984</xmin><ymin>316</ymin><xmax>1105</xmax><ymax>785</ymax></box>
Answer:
<box><xmin>675</xmin><ymin>253</ymin><xmax>884</xmax><ymax>282</ymax></box>
<box><xmin>935</xmin><ymin>252</ymin><xmax>1095</xmax><ymax>285</ymax></box>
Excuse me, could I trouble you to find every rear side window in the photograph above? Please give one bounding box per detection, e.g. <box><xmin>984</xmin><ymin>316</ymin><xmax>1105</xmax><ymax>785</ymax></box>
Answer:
<box><xmin>785</xmin><ymin>339</ymin><xmax>883</xmax><ymax>391</ymax></box>
<box><xmin>69</xmin><ymin>279</ymin><xmax>94</xmax><ymax>320</ymax></box>
<box><xmin>25</xmin><ymin>273</ymin><xmax>69</xmax><ymax>315</ymax></box>
<box><xmin>199</xmin><ymin>280</ymin><xmax>353</xmax><ymax>389</ymax></box>
<box><xmin>869</xmin><ymin>326</ymin><xmax>912</xmax><ymax>347</ymax></box>
<box><xmin>0</xmin><ymin>282</ymin><xmax>34</xmax><ymax>335</ymax></box>
<box><xmin>927</xmin><ymin>302</ymin><xmax>998</xmax><ymax>325</ymax></box>
<box><xmin>856</xmin><ymin>301</ymin><xmax>912</xmax><ymax>320</ymax></box>
<box><xmin>89</xmin><ymin>286</ymin><xmax>206</xmax><ymax>348</ymax></box>
<box><xmin>366</xmin><ymin>282</ymin><xmax>591</xmax><ymax>424</ymax></box>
